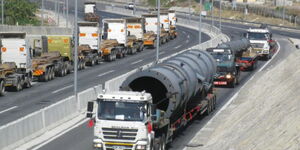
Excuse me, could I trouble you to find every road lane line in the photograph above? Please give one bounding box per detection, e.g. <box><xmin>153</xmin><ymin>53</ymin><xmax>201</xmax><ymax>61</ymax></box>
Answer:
<box><xmin>159</xmin><ymin>51</ymin><xmax>165</xmax><ymax>55</ymax></box>
<box><xmin>0</xmin><ymin>106</ymin><xmax>18</xmax><ymax>114</ymax></box>
<box><xmin>259</xmin><ymin>41</ymin><xmax>281</xmax><ymax>72</ymax></box>
<box><xmin>131</xmin><ymin>59</ymin><xmax>143</xmax><ymax>65</ymax></box>
<box><xmin>97</xmin><ymin>70</ymin><xmax>115</xmax><ymax>77</ymax></box>
<box><xmin>52</xmin><ymin>85</ymin><xmax>73</xmax><ymax>94</ymax></box>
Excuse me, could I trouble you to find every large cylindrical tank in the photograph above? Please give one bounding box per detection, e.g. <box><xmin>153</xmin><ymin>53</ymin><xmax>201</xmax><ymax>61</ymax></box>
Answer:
<box><xmin>121</xmin><ymin>49</ymin><xmax>216</xmax><ymax>121</ymax></box>
<box><xmin>217</xmin><ymin>38</ymin><xmax>250</xmax><ymax>53</ymax></box>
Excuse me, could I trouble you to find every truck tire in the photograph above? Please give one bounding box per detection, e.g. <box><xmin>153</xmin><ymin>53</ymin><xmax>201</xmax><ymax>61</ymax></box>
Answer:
<box><xmin>25</xmin><ymin>76</ymin><xmax>32</xmax><ymax>88</ymax></box>
<box><xmin>229</xmin><ymin>78</ymin><xmax>236</xmax><ymax>88</ymax></box>
<box><xmin>43</xmin><ymin>69</ymin><xmax>49</xmax><ymax>82</ymax></box>
<box><xmin>160</xmin><ymin>134</ymin><xmax>167</xmax><ymax>150</ymax></box>
<box><xmin>251</xmin><ymin>61</ymin><xmax>257</xmax><ymax>71</ymax></box>
<box><xmin>205</xmin><ymin>99</ymin><xmax>212</xmax><ymax>116</ymax></box>
<box><xmin>0</xmin><ymin>80</ymin><xmax>6</xmax><ymax>96</ymax></box>
<box><xmin>15</xmin><ymin>78</ymin><xmax>23</xmax><ymax>91</ymax></box>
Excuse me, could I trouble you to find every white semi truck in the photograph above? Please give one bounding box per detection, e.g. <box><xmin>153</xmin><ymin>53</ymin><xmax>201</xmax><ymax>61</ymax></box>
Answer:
<box><xmin>87</xmin><ymin>50</ymin><xmax>217</xmax><ymax>150</ymax></box>
<box><xmin>78</xmin><ymin>22</ymin><xmax>102</xmax><ymax>65</ymax></box>
<box><xmin>0</xmin><ymin>33</ymin><xmax>32</xmax><ymax>91</ymax></box>
<box><xmin>245</xmin><ymin>27</ymin><xmax>276</xmax><ymax>60</ymax></box>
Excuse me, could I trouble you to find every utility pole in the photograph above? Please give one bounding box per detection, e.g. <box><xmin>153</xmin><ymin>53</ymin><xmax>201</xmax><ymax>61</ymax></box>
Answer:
<box><xmin>219</xmin><ymin>0</ymin><xmax>222</xmax><ymax>31</ymax></box>
<box><xmin>57</xmin><ymin>1</ymin><xmax>60</xmax><ymax>26</ymax></box>
<box><xmin>74</xmin><ymin>0</ymin><xmax>78</xmax><ymax>102</ymax></box>
<box><xmin>41</xmin><ymin>0</ymin><xmax>44</xmax><ymax>25</ymax></box>
<box><xmin>199</xmin><ymin>0</ymin><xmax>202</xmax><ymax>49</ymax></box>
<box><xmin>156</xmin><ymin>0</ymin><xmax>160</xmax><ymax>62</ymax></box>
<box><xmin>133</xmin><ymin>0</ymin><xmax>136</xmax><ymax>16</ymax></box>
<box><xmin>1</xmin><ymin>0</ymin><xmax>3</xmax><ymax>25</ymax></box>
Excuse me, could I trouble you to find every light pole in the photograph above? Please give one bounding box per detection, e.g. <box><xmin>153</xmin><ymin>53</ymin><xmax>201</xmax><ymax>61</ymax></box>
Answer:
<box><xmin>199</xmin><ymin>0</ymin><xmax>203</xmax><ymax>49</ymax></box>
<box><xmin>66</xmin><ymin>0</ymin><xmax>69</xmax><ymax>28</ymax></box>
<box><xmin>156</xmin><ymin>0</ymin><xmax>160</xmax><ymax>62</ymax></box>
<box><xmin>74</xmin><ymin>0</ymin><xmax>78</xmax><ymax>102</ymax></box>
<box><xmin>133</xmin><ymin>0</ymin><xmax>136</xmax><ymax>16</ymax></box>
<box><xmin>282</xmin><ymin>0</ymin><xmax>285</xmax><ymax>25</ymax></box>
<box><xmin>211</xmin><ymin>0</ymin><xmax>214</xmax><ymax>32</ymax></box>
<box><xmin>188</xmin><ymin>0</ymin><xmax>191</xmax><ymax>22</ymax></box>
<box><xmin>57</xmin><ymin>1</ymin><xmax>60</xmax><ymax>26</ymax></box>
<box><xmin>219</xmin><ymin>0</ymin><xmax>222</xmax><ymax>31</ymax></box>
<box><xmin>1</xmin><ymin>0</ymin><xmax>4</xmax><ymax>24</ymax></box>
<box><xmin>41</xmin><ymin>0</ymin><xmax>44</xmax><ymax>25</ymax></box>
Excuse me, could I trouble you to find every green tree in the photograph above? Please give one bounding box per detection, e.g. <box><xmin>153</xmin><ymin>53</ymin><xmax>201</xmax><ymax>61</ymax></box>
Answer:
<box><xmin>2</xmin><ymin>0</ymin><xmax>40</xmax><ymax>25</ymax></box>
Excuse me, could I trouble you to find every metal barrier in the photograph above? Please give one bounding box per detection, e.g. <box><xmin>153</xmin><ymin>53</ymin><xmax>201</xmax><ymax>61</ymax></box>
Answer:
<box><xmin>0</xmin><ymin>85</ymin><xmax>102</xmax><ymax>150</ymax></box>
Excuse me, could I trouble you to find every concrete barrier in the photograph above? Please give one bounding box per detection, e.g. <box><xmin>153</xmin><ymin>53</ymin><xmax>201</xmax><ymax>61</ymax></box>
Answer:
<box><xmin>0</xmin><ymin>84</ymin><xmax>102</xmax><ymax>150</ymax></box>
<box><xmin>0</xmin><ymin>25</ymin><xmax>72</xmax><ymax>35</ymax></box>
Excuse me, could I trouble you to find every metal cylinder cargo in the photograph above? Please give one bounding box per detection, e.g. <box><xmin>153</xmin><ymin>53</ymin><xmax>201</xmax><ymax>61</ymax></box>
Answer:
<box><xmin>121</xmin><ymin>49</ymin><xmax>216</xmax><ymax>121</ymax></box>
<box><xmin>217</xmin><ymin>38</ymin><xmax>251</xmax><ymax>53</ymax></box>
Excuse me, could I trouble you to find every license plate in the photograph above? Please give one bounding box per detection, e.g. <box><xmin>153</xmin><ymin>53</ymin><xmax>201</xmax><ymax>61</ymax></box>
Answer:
<box><xmin>112</xmin><ymin>146</ymin><xmax>126</xmax><ymax>150</ymax></box>
<box><xmin>214</xmin><ymin>81</ymin><xmax>227</xmax><ymax>85</ymax></box>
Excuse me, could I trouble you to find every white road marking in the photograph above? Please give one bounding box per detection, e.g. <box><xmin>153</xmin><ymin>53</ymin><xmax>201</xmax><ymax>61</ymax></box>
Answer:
<box><xmin>187</xmin><ymin>35</ymin><xmax>190</xmax><ymax>39</ymax></box>
<box><xmin>159</xmin><ymin>51</ymin><xmax>165</xmax><ymax>55</ymax></box>
<box><xmin>52</xmin><ymin>85</ymin><xmax>73</xmax><ymax>94</ymax></box>
<box><xmin>259</xmin><ymin>41</ymin><xmax>281</xmax><ymax>72</ymax></box>
<box><xmin>0</xmin><ymin>106</ymin><xmax>18</xmax><ymax>114</ymax></box>
<box><xmin>131</xmin><ymin>59</ymin><xmax>143</xmax><ymax>65</ymax></box>
<box><xmin>174</xmin><ymin>45</ymin><xmax>182</xmax><ymax>49</ymax></box>
<box><xmin>97</xmin><ymin>70</ymin><xmax>115</xmax><ymax>77</ymax></box>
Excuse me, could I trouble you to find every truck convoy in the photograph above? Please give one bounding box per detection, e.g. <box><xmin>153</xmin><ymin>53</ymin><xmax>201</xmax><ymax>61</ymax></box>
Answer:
<box><xmin>78</xmin><ymin>22</ymin><xmax>102</xmax><ymax>66</ymax></box>
<box><xmin>87</xmin><ymin>50</ymin><xmax>217</xmax><ymax>150</ymax></box>
<box><xmin>207</xmin><ymin>39</ymin><xmax>251</xmax><ymax>87</ymax></box>
<box><xmin>101</xmin><ymin>18</ymin><xmax>139</xmax><ymax>61</ymax></box>
<box><xmin>84</xmin><ymin>2</ymin><xmax>100</xmax><ymax>22</ymax></box>
<box><xmin>0</xmin><ymin>33</ymin><xmax>33</xmax><ymax>92</ymax></box>
<box><xmin>245</xmin><ymin>26</ymin><xmax>276</xmax><ymax>60</ymax></box>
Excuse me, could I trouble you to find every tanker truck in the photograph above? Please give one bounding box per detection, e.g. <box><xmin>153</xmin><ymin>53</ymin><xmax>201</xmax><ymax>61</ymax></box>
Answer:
<box><xmin>207</xmin><ymin>38</ymin><xmax>251</xmax><ymax>88</ymax></box>
<box><xmin>86</xmin><ymin>50</ymin><xmax>217</xmax><ymax>150</ymax></box>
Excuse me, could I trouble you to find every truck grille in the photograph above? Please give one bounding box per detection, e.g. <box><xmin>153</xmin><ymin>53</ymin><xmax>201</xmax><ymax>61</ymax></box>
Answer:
<box><xmin>105</xmin><ymin>144</ymin><xmax>133</xmax><ymax>150</ymax></box>
<box><xmin>102</xmin><ymin>128</ymin><xmax>138</xmax><ymax>141</ymax></box>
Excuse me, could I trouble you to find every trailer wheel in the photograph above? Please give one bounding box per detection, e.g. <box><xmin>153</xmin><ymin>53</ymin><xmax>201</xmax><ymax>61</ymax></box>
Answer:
<box><xmin>0</xmin><ymin>80</ymin><xmax>6</xmax><ymax>96</ymax></box>
<box><xmin>160</xmin><ymin>134</ymin><xmax>167</xmax><ymax>150</ymax></box>
<box><xmin>51</xmin><ymin>68</ymin><xmax>55</xmax><ymax>80</ymax></box>
<box><xmin>43</xmin><ymin>69</ymin><xmax>49</xmax><ymax>82</ymax></box>
<box><xmin>25</xmin><ymin>76</ymin><xmax>32</xmax><ymax>88</ymax></box>
<box><xmin>205</xmin><ymin>99</ymin><xmax>212</xmax><ymax>115</ymax></box>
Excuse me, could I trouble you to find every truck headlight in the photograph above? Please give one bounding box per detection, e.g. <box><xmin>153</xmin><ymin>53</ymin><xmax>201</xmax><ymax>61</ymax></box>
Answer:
<box><xmin>94</xmin><ymin>143</ymin><xmax>103</xmax><ymax>148</ymax></box>
<box><xmin>225</xmin><ymin>74</ymin><xmax>232</xmax><ymax>79</ymax></box>
<box><xmin>136</xmin><ymin>145</ymin><xmax>146</xmax><ymax>150</ymax></box>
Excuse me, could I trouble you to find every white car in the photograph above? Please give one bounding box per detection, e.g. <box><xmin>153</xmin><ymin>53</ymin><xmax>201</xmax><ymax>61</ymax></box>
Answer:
<box><xmin>125</xmin><ymin>3</ymin><xmax>135</xmax><ymax>10</ymax></box>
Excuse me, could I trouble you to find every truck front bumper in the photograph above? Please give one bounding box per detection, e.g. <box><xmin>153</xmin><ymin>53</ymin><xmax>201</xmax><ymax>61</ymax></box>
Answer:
<box><xmin>93</xmin><ymin>138</ymin><xmax>148</xmax><ymax>150</ymax></box>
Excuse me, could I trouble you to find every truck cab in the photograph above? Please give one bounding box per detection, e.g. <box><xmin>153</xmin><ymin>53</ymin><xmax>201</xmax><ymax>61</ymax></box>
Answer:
<box><xmin>245</xmin><ymin>28</ymin><xmax>275</xmax><ymax>60</ymax></box>
<box><xmin>207</xmin><ymin>48</ymin><xmax>240</xmax><ymax>88</ymax></box>
<box><xmin>87</xmin><ymin>91</ymin><xmax>155</xmax><ymax>150</ymax></box>
<box><xmin>0</xmin><ymin>32</ymin><xmax>32</xmax><ymax>90</ymax></box>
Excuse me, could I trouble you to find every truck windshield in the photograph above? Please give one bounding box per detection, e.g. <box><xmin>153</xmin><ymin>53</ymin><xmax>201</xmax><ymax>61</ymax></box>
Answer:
<box><xmin>211</xmin><ymin>52</ymin><xmax>232</xmax><ymax>61</ymax></box>
<box><xmin>247</xmin><ymin>32</ymin><xmax>268</xmax><ymax>40</ymax></box>
<box><xmin>98</xmin><ymin>100</ymin><xmax>146</xmax><ymax>121</ymax></box>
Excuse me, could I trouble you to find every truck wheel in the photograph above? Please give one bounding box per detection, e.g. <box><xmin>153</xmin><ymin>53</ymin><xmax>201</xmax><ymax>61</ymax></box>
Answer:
<box><xmin>25</xmin><ymin>77</ymin><xmax>32</xmax><ymax>88</ymax></box>
<box><xmin>213</xmin><ymin>95</ymin><xmax>217</xmax><ymax>110</ymax></box>
<box><xmin>205</xmin><ymin>99</ymin><xmax>212</xmax><ymax>115</ymax></box>
<box><xmin>15</xmin><ymin>79</ymin><xmax>23</xmax><ymax>91</ymax></box>
<box><xmin>229</xmin><ymin>78</ymin><xmax>236</xmax><ymax>88</ymax></box>
<box><xmin>0</xmin><ymin>80</ymin><xmax>6</xmax><ymax>96</ymax></box>
<box><xmin>160</xmin><ymin>135</ymin><xmax>167</xmax><ymax>150</ymax></box>
<box><xmin>44</xmin><ymin>69</ymin><xmax>49</xmax><ymax>82</ymax></box>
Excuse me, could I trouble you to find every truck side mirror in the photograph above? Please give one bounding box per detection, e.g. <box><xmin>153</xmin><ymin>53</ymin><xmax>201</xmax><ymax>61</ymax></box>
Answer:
<box><xmin>87</xmin><ymin>101</ymin><xmax>94</xmax><ymax>112</ymax></box>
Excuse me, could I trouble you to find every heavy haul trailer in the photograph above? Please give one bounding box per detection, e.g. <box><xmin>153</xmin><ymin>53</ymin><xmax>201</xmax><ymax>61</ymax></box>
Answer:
<box><xmin>238</xmin><ymin>45</ymin><xmax>260</xmax><ymax>71</ymax></box>
<box><xmin>78</xmin><ymin>22</ymin><xmax>102</xmax><ymax>66</ymax></box>
<box><xmin>149</xmin><ymin>9</ymin><xmax>178</xmax><ymax>40</ymax></box>
<box><xmin>207</xmin><ymin>38</ymin><xmax>251</xmax><ymax>88</ymax></box>
<box><xmin>0</xmin><ymin>33</ymin><xmax>32</xmax><ymax>92</ymax></box>
<box><xmin>101</xmin><ymin>19</ymin><xmax>139</xmax><ymax>61</ymax></box>
<box><xmin>142</xmin><ymin>14</ymin><xmax>169</xmax><ymax>48</ymax></box>
<box><xmin>84</xmin><ymin>2</ymin><xmax>100</xmax><ymax>22</ymax></box>
<box><xmin>125</xmin><ymin>17</ymin><xmax>145</xmax><ymax>52</ymax></box>
<box><xmin>87</xmin><ymin>50</ymin><xmax>217</xmax><ymax>150</ymax></box>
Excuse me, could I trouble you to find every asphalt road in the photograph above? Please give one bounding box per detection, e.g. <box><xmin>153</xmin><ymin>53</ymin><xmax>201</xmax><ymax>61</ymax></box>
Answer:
<box><xmin>0</xmin><ymin>1</ymin><xmax>209</xmax><ymax>126</ymax></box>
<box><xmin>35</xmin><ymin>10</ymin><xmax>300</xmax><ymax>150</ymax></box>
